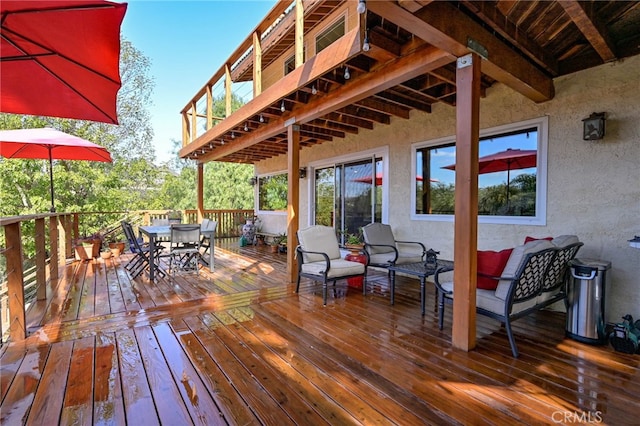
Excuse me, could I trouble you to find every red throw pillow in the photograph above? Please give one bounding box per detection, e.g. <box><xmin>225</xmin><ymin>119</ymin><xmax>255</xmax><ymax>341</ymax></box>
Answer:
<box><xmin>524</xmin><ymin>236</ymin><xmax>553</xmax><ymax>244</ymax></box>
<box><xmin>477</xmin><ymin>248</ymin><xmax>513</xmax><ymax>290</ymax></box>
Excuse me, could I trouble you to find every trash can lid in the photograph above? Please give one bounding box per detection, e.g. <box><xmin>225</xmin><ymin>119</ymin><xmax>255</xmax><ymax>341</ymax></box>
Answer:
<box><xmin>570</xmin><ymin>258</ymin><xmax>611</xmax><ymax>271</ymax></box>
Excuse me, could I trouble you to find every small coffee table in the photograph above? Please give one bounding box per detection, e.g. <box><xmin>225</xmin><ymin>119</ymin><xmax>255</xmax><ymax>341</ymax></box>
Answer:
<box><xmin>388</xmin><ymin>259</ymin><xmax>454</xmax><ymax>315</ymax></box>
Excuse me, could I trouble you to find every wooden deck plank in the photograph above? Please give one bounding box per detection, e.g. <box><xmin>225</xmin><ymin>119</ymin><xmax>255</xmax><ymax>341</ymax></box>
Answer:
<box><xmin>104</xmin><ymin>258</ymin><xmax>127</xmax><ymax>313</ymax></box>
<box><xmin>250</xmin><ymin>302</ymin><xmax>453</xmax><ymax>425</ymax></box>
<box><xmin>60</xmin><ymin>336</ymin><xmax>95</xmax><ymax>424</ymax></box>
<box><xmin>229</xmin><ymin>305</ymin><xmax>424</xmax><ymax>425</ymax></box>
<box><xmin>203</xmin><ymin>310</ymin><xmax>330</xmax><ymax>425</ymax></box>
<box><xmin>182</xmin><ymin>314</ymin><xmax>297</xmax><ymax>425</ymax></box>
<box><xmin>77</xmin><ymin>262</ymin><xmax>98</xmax><ymax>319</ymax></box>
<box><xmin>133</xmin><ymin>326</ymin><xmax>193</xmax><ymax>425</ymax></box>
<box><xmin>224</xmin><ymin>307</ymin><xmax>362</xmax><ymax>424</ymax></box>
<box><xmin>61</xmin><ymin>261</ymin><xmax>88</xmax><ymax>323</ymax></box>
<box><xmin>94</xmin><ymin>261</ymin><xmax>112</xmax><ymax>317</ymax></box>
<box><xmin>151</xmin><ymin>322</ymin><xmax>226</xmax><ymax>424</ymax></box>
<box><xmin>0</xmin><ymin>345</ymin><xmax>52</xmax><ymax>425</ymax></box>
<box><xmin>170</xmin><ymin>318</ymin><xmax>260</xmax><ymax>425</ymax></box>
<box><xmin>24</xmin><ymin>341</ymin><xmax>72</xmax><ymax>426</ymax></box>
<box><xmin>115</xmin><ymin>328</ymin><xmax>159</xmax><ymax>426</ymax></box>
<box><xmin>93</xmin><ymin>332</ymin><xmax>126</xmax><ymax>426</ymax></box>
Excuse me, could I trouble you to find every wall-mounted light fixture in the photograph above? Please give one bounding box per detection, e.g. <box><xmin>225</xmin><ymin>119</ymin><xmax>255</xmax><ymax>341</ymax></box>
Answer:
<box><xmin>582</xmin><ymin>112</ymin><xmax>606</xmax><ymax>140</ymax></box>
<box><xmin>281</xmin><ymin>100</ymin><xmax>286</xmax><ymax>112</ymax></box>
<box><xmin>344</xmin><ymin>66</ymin><xmax>350</xmax><ymax>80</ymax></box>
<box><xmin>249</xmin><ymin>176</ymin><xmax>258</xmax><ymax>186</ymax></box>
<box><xmin>299</xmin><ymin>167</ymin><xmax>308</xmax><ymax>179</ymax></box>
<box><xmin>357</xmin><ymin>0</ymin><xmax>366</xmax><ymax>14</ymax></box>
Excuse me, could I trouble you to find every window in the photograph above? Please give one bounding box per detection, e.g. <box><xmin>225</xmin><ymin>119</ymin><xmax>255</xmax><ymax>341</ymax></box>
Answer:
<box><xmin>284</xmin><ymin>48</ymin><xmax>306</xmax><ymax>76</ymax></box>
<box><xmin>258</xmin><ymin>173</ymin><xmax>287</xmax><ymax>211</ymax></box>
<box><xmin>412</xmin><ymin>117</ymin><xmax>548</xmax><ymax>225</ymax></box>
<box><xmin>311</xmin><ymin>148</ymin><xmax>388</xmax><ymax>244</ymax></box>
<box><xmin>315</xmin><ymin>15</ymin><xmax>345</xmax><ymax>54</ymax></box>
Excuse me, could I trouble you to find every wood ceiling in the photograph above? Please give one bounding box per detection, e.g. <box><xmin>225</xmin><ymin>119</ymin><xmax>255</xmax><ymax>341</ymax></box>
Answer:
<box><xmin>181</xmin><ymin>0</ymin><xmax>640</xmax><ymax>164</ymax></box>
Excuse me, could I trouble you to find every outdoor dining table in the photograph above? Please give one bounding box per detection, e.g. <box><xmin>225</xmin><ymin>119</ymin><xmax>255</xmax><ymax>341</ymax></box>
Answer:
<box><xmin>139</xmin><ymin>224</ymin><xmax>215</xmax><ymax>281</ymax></box>
<box><xmin>388</xmin><ymin>259</ymin><xmax>454</xmax><ymax>315</ymax></box>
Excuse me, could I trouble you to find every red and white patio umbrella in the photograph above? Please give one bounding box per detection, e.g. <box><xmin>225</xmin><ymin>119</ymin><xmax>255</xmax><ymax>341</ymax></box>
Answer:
<box><xmin>0</xmin><ymin>127</ymin><xmax>113</xmax><ymax>212</ymax></box>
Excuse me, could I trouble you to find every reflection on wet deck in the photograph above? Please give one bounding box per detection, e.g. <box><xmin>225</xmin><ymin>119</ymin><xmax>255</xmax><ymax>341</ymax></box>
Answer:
<box><xmin>1</xmin><ymin>239</ymin><xmax>639</xmax><ymax>424</ymax></box>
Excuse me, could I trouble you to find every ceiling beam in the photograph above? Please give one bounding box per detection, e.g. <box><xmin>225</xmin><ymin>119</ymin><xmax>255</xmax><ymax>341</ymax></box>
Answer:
<box><xmin>198</xmin><ymin>44</ymin><xmax>454</xmax><ymax>162</ymax></box>
<box><xmin>368</xmin><ymin>0</ymin><xmax>554</xmax><ymax>102</ymax></box>
<box><xmin>558</xmin><ymin>0</ymin><xmax>617</xmax><ymax>63</ymax></box>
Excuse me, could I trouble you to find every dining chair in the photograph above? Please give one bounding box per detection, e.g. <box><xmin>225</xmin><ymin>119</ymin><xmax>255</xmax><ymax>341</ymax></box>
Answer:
<box><xmin>169</xmin><ymin>224</ymin><xmax>202</xmax><ymax>275</ymax></box>
<box><xmin>121</xmin><ymin>221</ymin><xmax>165</xmax><ymax>278</ymax></box>
<box><xmin>199</xmin><ymin>219</ymin><xmax>217</xmax><ymax>266</ymax></box>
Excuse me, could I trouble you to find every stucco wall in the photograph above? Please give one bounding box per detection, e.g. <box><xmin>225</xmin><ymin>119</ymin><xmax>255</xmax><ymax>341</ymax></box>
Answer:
<box><xmin>256</xmin><ymin>54</ymin><xmax>640</xmax><ymax>322</ymax></box>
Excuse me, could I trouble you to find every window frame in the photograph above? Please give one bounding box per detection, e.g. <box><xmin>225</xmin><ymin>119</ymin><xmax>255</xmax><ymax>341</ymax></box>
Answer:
<box><xmin>256</xmin><ymin>171</ymin><xmax>288</xmax><ymax>214</ymax></box>
<box><xmin>315</xmin><ymin>14</ymin><xmax>346</xmax><ymax>54</ymax></box>
<box><xmin>410</xmin><ymin>116</ymin><xmax>548</xmax><ymax>225</ymax></box>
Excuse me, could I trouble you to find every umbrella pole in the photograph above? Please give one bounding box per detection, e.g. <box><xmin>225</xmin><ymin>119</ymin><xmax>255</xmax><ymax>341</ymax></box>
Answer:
<box><xmin>48</xmin><ymin>147</ymin><xmax>55</xmax><ymax>213</ymax></box>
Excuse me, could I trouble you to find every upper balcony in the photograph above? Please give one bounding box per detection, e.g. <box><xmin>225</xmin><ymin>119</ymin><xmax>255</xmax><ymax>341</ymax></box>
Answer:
<box><xmin>179</xmin><ymin>0</ymin><xmax>640</xmax><ymax>165</ymax></box>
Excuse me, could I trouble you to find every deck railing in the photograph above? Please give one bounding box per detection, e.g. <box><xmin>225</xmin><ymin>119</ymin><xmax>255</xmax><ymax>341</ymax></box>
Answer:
<box><xmin>0</xmin><ymin>208</ymin><xmax>253</xmax><ymax>344</ymax></box>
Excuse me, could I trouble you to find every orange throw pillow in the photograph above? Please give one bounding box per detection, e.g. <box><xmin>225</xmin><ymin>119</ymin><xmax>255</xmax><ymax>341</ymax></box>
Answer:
<box><xmin>477</xmin><ymin>248</ymin><xmax>513</xmax><ymax>290</ymax></box>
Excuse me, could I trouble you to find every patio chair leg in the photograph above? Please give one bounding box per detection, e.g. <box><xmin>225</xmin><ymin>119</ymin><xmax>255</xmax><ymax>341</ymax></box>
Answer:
<box><xmin>295</xmin><ymin>275</ymin><xmax>301</xmax><ymax>293</ymax></box>
<box><xmin>438</xmin><ymin>292</ymin><xmax>446</xmax><ymax>330</ymax></box>
<box><xmin>504</xmin><ymin>319</ymin><xmax>520</xmax><ymax>358</ymax></box>
<box><xmin>323</xmin><ymin>280</ymin><xmax>328</xmax><ymax>305</ymax></box>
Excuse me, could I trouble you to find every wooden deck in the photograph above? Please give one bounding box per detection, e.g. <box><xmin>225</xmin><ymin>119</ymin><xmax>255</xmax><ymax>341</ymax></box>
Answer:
<box><xmin>1</xmin><ymin>239</ymin><xmax>639</xmax><ymax>425</ymax></box>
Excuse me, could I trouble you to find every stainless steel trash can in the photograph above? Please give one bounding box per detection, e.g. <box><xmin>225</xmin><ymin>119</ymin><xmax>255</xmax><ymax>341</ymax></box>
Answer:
<box><xmin>566</xmin><ymin>258</ymin><xmax>611</xmax><ymax>344</ymax></box>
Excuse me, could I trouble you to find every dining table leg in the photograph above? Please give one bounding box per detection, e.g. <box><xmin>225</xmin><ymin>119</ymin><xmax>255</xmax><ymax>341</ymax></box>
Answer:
<box><xmin>148</xmin><ymin>236</ymin><xmax>156</xmax><ymax>281</ymax></box>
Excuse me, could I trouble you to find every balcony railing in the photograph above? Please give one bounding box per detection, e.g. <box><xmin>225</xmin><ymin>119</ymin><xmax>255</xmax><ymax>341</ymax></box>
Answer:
<box><xmin>0</xmin><ymin>209</ymin><xmax>253</xmax><ymax>345</ymax></box>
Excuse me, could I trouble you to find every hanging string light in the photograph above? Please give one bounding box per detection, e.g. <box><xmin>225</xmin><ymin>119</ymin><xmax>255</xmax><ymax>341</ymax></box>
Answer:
<box><xmin>281</xmin><ymin>100</ymin><xmax>286</xmax><ymax>112</ymax></box>
<box><xmin>344</xmin><ymin>66</ymin><xmax>350</xmax><ymax>80</ymax></box>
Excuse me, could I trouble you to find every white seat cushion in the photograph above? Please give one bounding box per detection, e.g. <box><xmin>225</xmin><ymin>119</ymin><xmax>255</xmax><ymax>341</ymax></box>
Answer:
<box><xmin>363</xmin><ymin>223</ymin><xmax>396</xmax><ymax>254</ymax></box>
<box><xmin>301</xmin><ymin>258</ymin><xmax>365</xmax><ymax>278</ymax></box>
<box><xmin>494</xmin><ymin>239</ymin><xmax>555</xmax><ymax>300</ymax></box>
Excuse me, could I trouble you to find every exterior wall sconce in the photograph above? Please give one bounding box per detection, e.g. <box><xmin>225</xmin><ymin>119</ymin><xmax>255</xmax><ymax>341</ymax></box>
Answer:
<box><xmin>357</xmin><ymin>0</ymin><xmax>366</xmax><ymax>14</ymax></box>
<box><xmin>582</xmin><ymin>112</ymin><xmax>606</xmax><ymax>140</ymax></box>
<box><xmin>249</xmin><ymin>176</ymin><xmax>258</xmax><ymax>186</ymax></box>
<box><xmin>299</xmin><ymin>167</ymin><xmax>307</xmax><ymax>179</ymax></box>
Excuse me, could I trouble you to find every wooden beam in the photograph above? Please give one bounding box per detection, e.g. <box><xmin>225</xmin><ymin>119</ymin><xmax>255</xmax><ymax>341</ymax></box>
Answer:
<box><xmin>5</xmin><ymin>222</ymin><xmax>26</xmax><ymax>341</ymax></box>
<box><xmin>368</xmin><ymin>0</ymin><xmax>554</xmax><ymax>102</ymax></box>
<box><xmin>452</xmin><ymin>53</ymin><xmax>480</xmax><ymax>353</ymax></box>
<box><xmin>355</xmin><ymin>97</ymin><xmax>411</xmax><ymax>119</ymax></box>
<box><xmin>287</xmin><ymin>124</ymin><xmax>300</xmax><ymax>284</ymax></box>
<box><xmin>196</xmin><ymin>44</ymin><xmax>453</xmax><ymax>162</ymax></box>
<box><xmin>558</xmin><ymin>1</ymin><xmax>616</xmax><ymax>63</ymax></box>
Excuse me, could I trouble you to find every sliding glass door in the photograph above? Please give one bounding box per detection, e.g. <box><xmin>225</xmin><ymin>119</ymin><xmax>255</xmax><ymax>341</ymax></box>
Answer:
<box><xmin>314</xmin><ymin>157</ymin><xmax>383</xmax><ymax>244</ymax></box>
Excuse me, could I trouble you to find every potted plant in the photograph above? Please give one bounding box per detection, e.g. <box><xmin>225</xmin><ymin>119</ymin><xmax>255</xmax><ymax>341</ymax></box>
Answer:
<box><xmin>74</xmin><ymin>232</ymin><xmax>102</xmax><ymax>260</ymax></box>
<box><xmin>270</xmin><ymin>233</ymin><xmax>286</xmax><ymax>253</ymax></box>
<box><xmin>107</xmin><ymin>233</ymin><xmax>126</xmax><ymax>256</ymax></box>
<box><xmin>340</xmin><ymin>229</ymin><xmax>363</xmax><ymax>254</ymax></box>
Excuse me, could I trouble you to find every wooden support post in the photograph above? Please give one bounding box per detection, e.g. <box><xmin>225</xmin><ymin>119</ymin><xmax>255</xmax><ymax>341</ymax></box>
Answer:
<box><xmin>49</xmin><ymin>215</ymin><xmax>59</xmax><ymax>281</ymax></box>
<box><xmin>5</xmin><ymin>222</ymin><xmax>26</xmax><ymax>341</ymax></box>
<box><xmin>182</xmin><ymin>111</ymin><xmax>190</xmax><ymax>145</ymax></box>
<box><xmin>253</xmin><ymin>31</ymin><xmax>262</xmax><ymax>96</ymax></box>
<box><xmin>225</xmin><ymin>64</ymin><xmax>232</xmax><ymax>117</ymax></box>
<box><xmin>206</xmin><ymin>84</ymin><xmax>213</xmax><ymax>130</ymax></box>
<box><xmin>197</xmin><ymin>163</ymin><xmax>204</xmax><ymax>223</ymax></box>
<box><xmin>191</xmin><ymin>101</ymin><xmax>197</xmax><ymax>142</ymax></box>
<box><xmin>452</xmin><ymin>53</ymin><xmax>481</xmax><ymax>352</ymax></box>
<box><xmin>295</xmin><ymin>0</ymin><xmax>304</xmax><ymax>68</ymax></box>
<box><xmin>287</xmin><ymin>124</ymin><xmax>300</xmax><ymax>284</ymax></box>
<box><xmin>35</xmin><ymin>218</ymin><xmax>46</xmax><ymax>300</ymax></box>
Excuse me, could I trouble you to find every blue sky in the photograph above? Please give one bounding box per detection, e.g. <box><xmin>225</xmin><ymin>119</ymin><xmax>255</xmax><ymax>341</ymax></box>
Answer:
<box><xmin>121</xmin><ymin>0</ymin><xmax>276</xmax><ymax>163</ymax></box>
